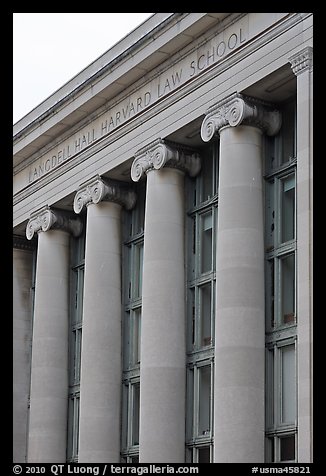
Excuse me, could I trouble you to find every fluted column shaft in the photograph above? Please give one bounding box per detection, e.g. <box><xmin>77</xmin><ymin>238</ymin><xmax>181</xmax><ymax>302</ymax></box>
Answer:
<box><xmin>132</xmin><ymin>140</ymin><xmax>200</xmax><ymax>463</ymax></box>
<box><xmin>201</xmin><ymin>93</ymin><xmax>281</xmax><ymax>463</ymax></box>
<box><xmin>289</xmin><ymin>46</ymin><xmax>313</xmax><ymax>463</ymax></box>
<box><xmin>75</xmin><ymin>176</ymin><xmax>136</xmax><ymax>463</ymax></box>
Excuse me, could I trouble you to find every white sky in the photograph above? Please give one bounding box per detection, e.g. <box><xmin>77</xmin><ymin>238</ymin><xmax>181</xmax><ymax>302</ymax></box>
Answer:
<box><xmin>13</xmin><ymin>13</ymin><xmax>153</xmax><ymax>124</ymax></box>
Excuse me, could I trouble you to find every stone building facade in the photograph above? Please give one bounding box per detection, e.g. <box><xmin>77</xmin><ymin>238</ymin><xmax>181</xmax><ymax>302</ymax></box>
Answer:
<box><xmin>13</xmin><ymin>13</ymin><xmax>313</xmax><ymax>463</ymax></box>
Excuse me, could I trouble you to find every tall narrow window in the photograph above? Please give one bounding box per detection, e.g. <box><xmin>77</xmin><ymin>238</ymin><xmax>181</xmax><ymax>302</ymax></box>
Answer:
<box><xmin>200</xmin><ymin>283</ymin><xmax>212</xmax><ymax>347</ymax></box>
<box><xmin>198</xmin><ymin>365</ymin><xmax>211</xmax><ymax>436</ymax></box>
<box><xmin>281</xmin><ymin>174</ymin><xmax>295</xmax><ymax>243</ymax></box>
<box><xmin>132</xmin><ymin>382</ymin><xmax>140</xmax><ymax>445</ymax></box>
<box><xmin>281</xmin><ymin>344</ymin><xmax>296</xmax><ymax>425</ymax></box>
<box><xmin>264</xmin><ymin>98</ymin><xmax>297</xmax><ymax>463</ymax></box>
<box><xmin>121</xmin><ymin>182</ymin><xmax>145</xmax><ymax>462</ymax></box>
<box><xmin>200</xmin><ymin>211</ymin><xmax>213</xmax><ymax>274</ymax></box>
<box><xmin>67</xmin><ymin>223</ymin><xmax>86</xmax><ymax>462</ymax></box>
<box><xmin>185</xmin><ymin>142</ymin><xmax>218</xmax><ymax>462</ymax></box>
<box><xmin>265</xmin><ymin>342</ymin><xmax>296</xmax><ymax>462</ymax></box>
<box><xmin>281</xmin><ymin>254</ymin><xmax>295</xmax><ymax>325</ymax></box>
<box><xmin>186</xmin><ymin>362</ymin><xmax>214</xmax><ymax>462</ymax></box>
<box><xmin>280</xmin><ymin>101</ymin><xmax>296</xmax><ymax>165</ymax></box>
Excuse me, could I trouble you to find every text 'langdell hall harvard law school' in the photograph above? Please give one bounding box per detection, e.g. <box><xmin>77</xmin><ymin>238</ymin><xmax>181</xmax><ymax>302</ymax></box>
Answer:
<box><xmin>13</xmin><ymin>13</ymin><xmax>313</xmax><ymax>464</ymax></box>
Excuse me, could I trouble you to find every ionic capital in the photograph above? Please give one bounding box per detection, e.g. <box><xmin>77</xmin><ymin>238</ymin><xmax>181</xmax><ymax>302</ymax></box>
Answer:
<box><xmin>289</xmin><ymin>46</ymin><xmax>313</xmax><ymax>76</ymax></box>
<box><xmin>73</xmin><ymin>175</ymin><xmax>137</xmax><ymax>214</ymax></box>
<box><xmin>131</xmin><ymin>138</ymin><xmax>201</xmax><ymax>182</ymax></box>
<box><xmin>26</xmin><ymin>206</ymin><xmax>83</xmax><ymax>240</ymax></box>
<box><xmin>201</xmin><ymin>93</ymin><xmax>281</xmax><ymax>142</ymax></box>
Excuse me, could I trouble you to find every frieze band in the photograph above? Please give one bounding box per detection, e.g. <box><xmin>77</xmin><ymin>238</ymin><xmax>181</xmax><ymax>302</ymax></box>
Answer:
<box><xmin>73</xmin><ymin>175</ymin><xmax>137</xmax><ymax>214</ymax></box>
<box><xmin>26</xmin><ymin>206</ymin><xmax>83</xmax><ymax>240</ymax></box>
<box><xmin>200</xmin><ymin>92</ymin><xmax>282</xmax><ymax>142</ymax></box>
<box><xmin>13</xmin><ymin>234</ymin><xmax>36</xmax><ymax>250</ymax></box>
<box><xmin>131</xmin><ymin>138</ymin><xmax>201</xmax><ymax>182</ymax></box>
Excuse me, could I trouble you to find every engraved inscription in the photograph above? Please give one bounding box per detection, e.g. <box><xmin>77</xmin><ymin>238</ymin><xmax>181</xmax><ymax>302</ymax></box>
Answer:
<box><xmin>26</xmin><ymin>22</ymin><xmax>248</xmax><ymax>185</ymax></box>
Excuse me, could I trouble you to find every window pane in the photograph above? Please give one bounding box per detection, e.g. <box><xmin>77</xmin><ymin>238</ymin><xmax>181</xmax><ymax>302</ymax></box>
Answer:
<box><xmin>198</xmin><ymin>447</ymin><xmax>210</xmax><ymax>463</ymax></box>
<box><xmin>136</xmin><ymin>185</ymin><xmax>145</xmax><ymax>235</ymax></box>
<box><xmin>187</xmin><ymin>288</ymin><xmax>196</xmax><ymax>350</ymax></box>
<box><xmin>281</xmin><ymin>101</ymin><xmax>295</xmax><ymax>164</ymax></box>
<box><xmin>73</xmin><ymin>328</ymin><xmax>82</xmax><ymax>384</ymax></box>
<box><xmin>200</xmin><ymin>283</ymin><xmax>212</xmax><ymax>347</ymax></box>
<box><xmin>132</xmin><ymin>308</ymin><xmax>141</xmax><ymax>365</ymax></box>
<box><xmin>135</xmin><ymin>243</ymin><xmax>144</xmax><ymax>298</ymax></box>
<box><xmin>281</xmin><ymin>254</ymin><xmax>295</xmax><ymax>325</ymax></box>
<box><xmin>192</xmin><ymin>217</ymin><xmax>196</xmax><ymax>273</ymax></box>
<box><xmin>131</xmin><ymin>182</ymin><xmax>145</xmax><ymax>236</ymax></box>
<box><xmin>200</xmin><ymin>212</ymin><xmax>213</xmax><ymax>273</ymax></box>
<box><xmin>186</xmin><ymin>369</ymin><xmax>194</xmax><ymax>440</ymax></box>
<box><xmin>281</xmin><ymin>345</ymin><xmax>296</xmax><ymax>424</ymax></box>
<box><xmin>280</xmin><ymin>435</ymin><xmax>295</xmax><ymax>461</ymax></box>
<box><xmin>67</xmin><ymin>397</ymin><xmax>74</xmax><ymax>460</ymax></box>
<box><xmin>266</xmin><ymin>437</ymin><xmax>275</xmax><ymax>463</ymax></box>
<box><xmin>198</xmin><ymin>366</ymin><xmax>211</xmax><ymax>435</ymax></box>
<box><xmin>74</xmin><ymin>396</ymin><xmax>80</xmax><ymax>456</ymax></box>
<box><xmin>265</xmin><ymin>180</ymin><xmax>275</xmax><ymax>249</ymax></box>
<box><xmin>123</xmin><ymin>312</ymin><xmax>130</xmax><ymax>370</ymax></box>
<box><xmin>67</xmin><ymin>395</ymin><xmax>80</xmax><ymax>461</ymax></box>
<box><xmin>76</xmin><ymin>268</ymin><xmax>84</xmax><ymax>323</ymax></box>
<box><xmin>186</xmin><ymin>448</ymin><xmax>193</xmax><ymax>463</ymax></box>
<box><xmin>132</xmin><ymin>383</ymin><xmax>140</xmax><ymax>445</ymax></box>
<box><xmin>265</xmin><ymin>348</ymin><xmax>274</xmax><ymax>429</ymax></box>
<box><xmin>187</xmin><ymin>216</ymin><xmax>196</xmax><ymax>280</ymax></box>
<box><xmin>125</xmin><ymin>245</ymin><xmax>132</xmax><ymax>301</ymax></box>
<box><xmin>79</xmin><ymin>232</ymin><xmax>86</xmax><ymax>261</ymax></box>
<box><xmin>121</xmin><ymin>385</ymin><xmax>129</xmax><ymax>448</ymax></box>
<box><xmin>266</xmin><ymin>260</ymin><xmax>275</xmax><ymax>329</ymax></box>
<box><xmin>281</xmin><ymin>174</ymin><xmax>295</xmax><ymax>243</ymax></box>
<box><xmin>201</xmin><ymin>154</ymin><xmax>213</xmax><ymax>202</ymax></box>
<box><xmin>264</xmin><ymin>135</ymin><xmax>277</xmax><ymax>172</ymax></box>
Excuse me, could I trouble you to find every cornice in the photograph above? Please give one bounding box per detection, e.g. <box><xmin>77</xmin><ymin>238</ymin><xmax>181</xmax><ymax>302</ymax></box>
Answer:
<box><xmin>14</xmin><ymin>13</ymin><xmax>307</xmax><ymax>214</ymax></box>
<box><xmin>289</xmin><ymin>46</ymin><xmax>313</xmax><ymax>76</ymax></box>
<box><xmin>201</xmin><ymin>92</ymin><xmax>281</xmax><ymax>142</ymax></box>
<box><xmin>131</xmin><ymin>138</ymin><xmax>201</xmax><ymax>182</ymax></box>
<box><xmin>73</xmin><ymin>175</ymin><xmax>137</xmax><ymax>214</ymax></box>
<box><xmin>26</xmin><ymin>206</ymin><xmax>83</xmax><ymax>240</ymax></box>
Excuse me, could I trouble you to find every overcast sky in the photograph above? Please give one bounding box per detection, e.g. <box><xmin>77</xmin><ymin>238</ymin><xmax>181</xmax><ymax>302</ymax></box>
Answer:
<box><xmin>13</xmin><ymin>13</ymin><xmax>153</xmax><ymax>124</ymax></box>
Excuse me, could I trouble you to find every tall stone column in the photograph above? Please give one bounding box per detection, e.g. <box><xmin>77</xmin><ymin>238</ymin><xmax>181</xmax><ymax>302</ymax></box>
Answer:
<box><xmin>131</xmin><ymin>139</ymin><xmax>201</xmax><ymax>463</ymax></box>
<box><xmin>289</xmin><ymin>46</ymin><xmax>313</xmax><ymax>463</ymax></box>
<box><xmin>201</xmin><ymin>93</ymin><xmax>281</xmax><ymax>462</ymax></box>
<box><xmin>74</xmin><ymin>176</ymin><xmax>136</xmax><ymax>463</ymax></box>
<box><xmin>26</xmin><ymin>206</ymin><xmax>82</xmax><ymax>462</ymax></box>
<box><xmin>13</xmin><ymin>236</ymin><xmax>35</xmax><ymax>462</ymax></box>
